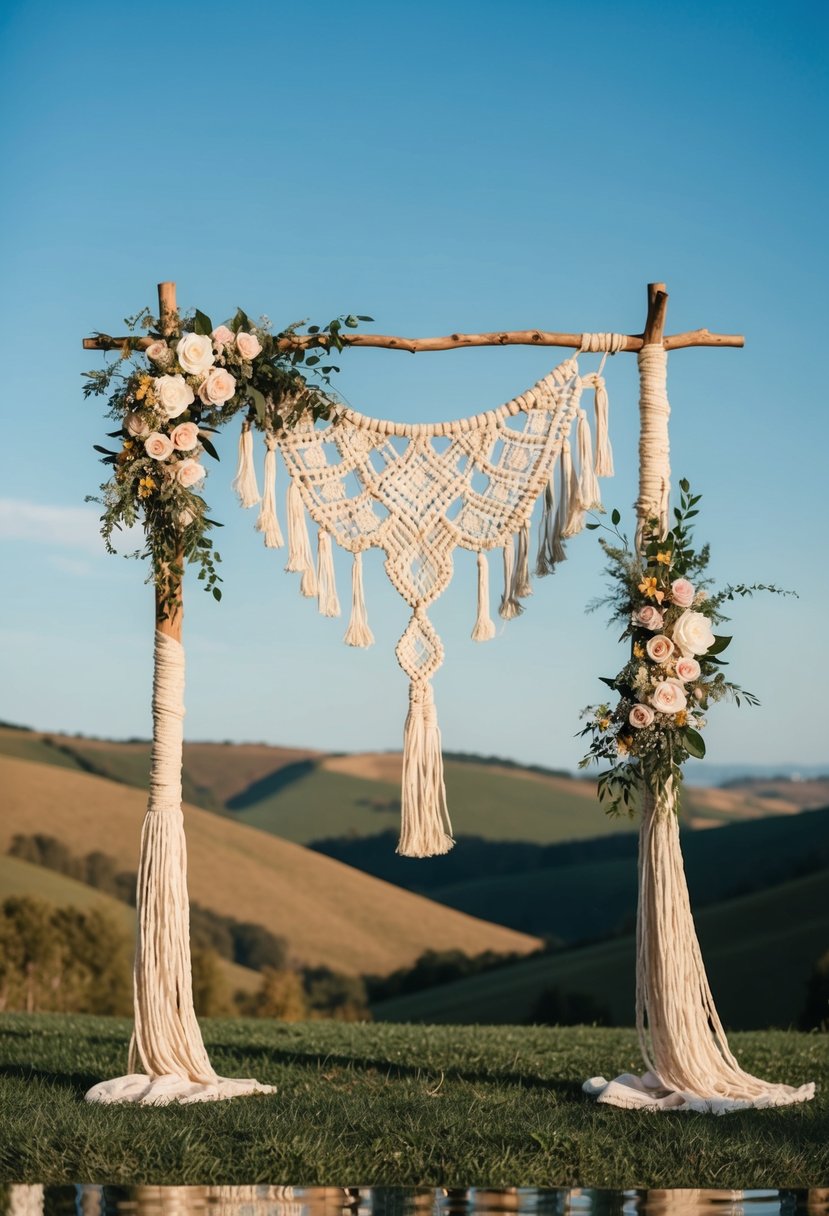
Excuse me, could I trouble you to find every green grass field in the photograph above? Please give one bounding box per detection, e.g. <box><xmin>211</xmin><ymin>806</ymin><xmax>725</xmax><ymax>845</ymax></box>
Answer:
<box><xmin>0</xmin><ymin>1014</ymin><xmax>826</xmax><ymax>1187</ymax></box>
<box><xmin>373</xmin><ymin>867</ymin><xmax>829</xmax><ymax>1029</ymax></box>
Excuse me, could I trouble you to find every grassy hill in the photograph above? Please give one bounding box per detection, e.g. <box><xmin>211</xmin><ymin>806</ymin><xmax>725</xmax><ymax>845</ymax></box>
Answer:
<box><xmin>1</xmin><ymin>1014</ymin><xmax>826</xmax><ymax>1186</ymax></box>
<box><xmin>0</xmin><ymin>754</ymin><xmax>541</xmax><ymax>977</ymax></box>
<box><xmin>372</xmin><ymin>866</ymin><xmax>829</xmax><ymax>1030</ymax></box>
<box><xmin>0</xmin><ymin>854</ymin><xmax>261</xmax><ymax>996</ymax></box>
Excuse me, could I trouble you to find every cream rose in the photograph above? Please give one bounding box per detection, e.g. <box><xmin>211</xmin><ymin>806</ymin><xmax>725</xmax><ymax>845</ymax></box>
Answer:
<box><xmin>176</xmin><ymin>458</ymin><xmax>206</xmax><ymax>487</ymax></box>
<box><xmin>671</xmin><ymin>578</ymin><xmax>695</xmax><ymax>607</ymax></box>
<box><xmin>155</xmin><ymin>373</ymin><xmax>195</xmax><ymax>419</ymax></box>
<box><xmin>146</xmin><ymin>340</ymin><xmax>171</xmax><ymax>366</ymax></box>
<box><xmin>675</xmin><ymin>656</ymin><xmax>701</xmax><ymax>683</ymax></box>
<box><xmin>629</xmin><ymin>704</ymin><xmax>655</xmax><ymax>729</ymax></box>
<box><xmin>633</xmin><ymin>605</ymin><xmax>664</xmax><ymax>631</ymax></box>
<box><xmin>646</xmin><ymin>634</ymin><xmax>674</xmax><ymax>664</ymax></box>
<box><xmin>144</xmin><ymin>432</ymin><xmax>174</xmax><ymax>461</ymax></box>
<box><xmin>672</xmin><ymin>610</ymin><xmax>715</xmax><ymax>657</ymax></box>
<box><xmin>171</xmin><ymin>421</ymin><xmax>200</xmax><ymax>451</ymax></box>
<box><xmin>176</xmin><ymin>332</ymin><xmax>215</xmax><ymax>376</ymax></box>
<box><xmin>198</xmin><ymin>367</ymin><xmax>237</xmax><ymax>405</ymax></box>
<box><xmin>211</xmin><ymin>324</ymin><xmax>235</xmax><ymax>348</ymax></box>
<box><xmin>651</xmin><ymin>679</ymin><xmax>688</xmax><ymax>715</ymax></box>
<box><xmin>125</xmin><ymin>410</ymin><xmax>150</xmax><ymax>438</ymax></box>
<box><xmin>235</xmin><ymin>330</ymin><xmax>263</xmax><ymax>360</ymax></box>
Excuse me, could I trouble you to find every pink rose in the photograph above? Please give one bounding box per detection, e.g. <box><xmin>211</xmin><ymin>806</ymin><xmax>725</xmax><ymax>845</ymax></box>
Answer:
<box><xmin>175</xmin><ymin>458</ymin><xmax>206</xmax><ymax>487</ymax></box>
<box><xmin>198</xmin><ymin>367</ymin><xmax>237</xmax><ymax>405</ymax></box>
<box><xmin>646</xmin><ymin>634</ymin><xmax>674</xmax><ymax>664</ymax></box>
<box><xmin>671</xmin><ymin>578</ymin><xmax>695</xmax><ymax>607</ymax></box>
<box><xmin>144</xmin><ymin>432</ymin><xmax>174</xmax><ymax>461</ymax></box>
<box><xmin>651</xmin><ymin>679</ymin><xmax>688</xmax><ymax>715</ymax></box>
<box><xmin>125</xmin><ymin>410</ymin><xmax>150</xmax><ymax>438</ymax></box>
<box><xmin>675</xmin><ymin>656</ymin><xmax>701</xmax><ymax>683</ymax></box>
<box><xmin>146</xmin><ymin>340</ymin><xmax>171</xmax><ymax>365</ymax></box>
<box><xmin>235</xmin><ymin>330</ymin><xmax>263</xmax><ymax>360</ymax></box>
<box><xmin>211</xmin><ymin>325</ymin><xmax>235</xmax><ymax>349</ymax></box>
<box><xmin>633</xmin><ymin>605</ymin><xmax>664</xmax><ymax>631</ymax></box>
<box><xmin>629</xmin><ymin>704</ymin><xmax>655</xmax><ymax>729</ymax></box>
<box><xmin>171</xmin><ymin>421</ymin><xmax>200</xmax><ymax>451</ymax></box>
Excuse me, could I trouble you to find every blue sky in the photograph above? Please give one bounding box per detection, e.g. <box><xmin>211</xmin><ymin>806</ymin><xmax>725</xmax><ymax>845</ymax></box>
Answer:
<box><xmin>1</xmin><ymin>0</ymin><xmax>827</xmax><ymax>772</ymax></box>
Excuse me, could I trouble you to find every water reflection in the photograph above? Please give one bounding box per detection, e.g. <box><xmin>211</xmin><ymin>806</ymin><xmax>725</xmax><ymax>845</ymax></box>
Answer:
<box><xmin>2</xmin><ymin>1185</ymin><xmax>828</xmax><ymax>1216</ymax></box>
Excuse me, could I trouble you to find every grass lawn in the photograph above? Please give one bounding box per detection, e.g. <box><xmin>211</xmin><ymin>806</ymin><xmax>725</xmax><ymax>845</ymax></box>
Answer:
<box><xmin>0</xmin><ymin>1014</ymin><xmax>826</xmax><ymax>1188</ymax></box>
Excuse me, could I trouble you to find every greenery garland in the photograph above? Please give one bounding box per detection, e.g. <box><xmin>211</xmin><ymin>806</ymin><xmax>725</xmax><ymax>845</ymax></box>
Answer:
<box><xmin>83</xmin><ymin>306</ymin><xmax>371</xmax><ymax>617</ymax></box>
<box><xmin>579</xmin><ymin>480</ymin><xmax>793</xmax><ymax>815</ymax></box>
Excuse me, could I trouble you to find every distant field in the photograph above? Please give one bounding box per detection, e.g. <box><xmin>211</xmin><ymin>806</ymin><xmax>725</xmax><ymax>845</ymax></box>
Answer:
<box><xmin>1</xmin><ymin>1014</ymin><xmax>826</xmax><ymax>1187</ymax></box>
<box><xmin>0</xmin><ymin>754</ymin><xmax>541</xmax><ymax>977</ymax></box>
<box><xmin>373</xmin><ymin>866</ymin><xmax>829</xmax><ymax>1030</ymax></box>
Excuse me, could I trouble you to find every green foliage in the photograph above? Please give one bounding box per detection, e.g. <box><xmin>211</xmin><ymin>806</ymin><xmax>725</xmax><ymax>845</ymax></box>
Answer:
<box><xmin>799</xmin><ymin>949</ymin><xmax>829</xmax><ymax>1032</ymax></box>
<box><xmin>529</xmin><ymin>986</ymin><xmax>611</xmax><ymax>1027</ymax></box>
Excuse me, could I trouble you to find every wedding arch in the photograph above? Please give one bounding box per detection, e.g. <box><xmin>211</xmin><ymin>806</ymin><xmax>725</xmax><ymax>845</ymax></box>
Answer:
<box><xmin>80</xmin><ymin>281</ymin><xmax>814</xmax><ymax>1112</ymax></box>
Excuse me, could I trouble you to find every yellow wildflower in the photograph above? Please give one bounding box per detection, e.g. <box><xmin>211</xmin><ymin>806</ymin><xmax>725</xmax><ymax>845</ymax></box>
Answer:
<box><xmin>598</xmin><ymin>717</ymin><xmax>611</xmax><ymax>732</ymax></box>
<box><xmin>633</xmin><ymin>642</ymin><xmax>645</xmax><ymax>659</ymax></box>
<box><xmin>656</xmin><ymin>550</ymin><xmax>672</xmax><ymax>566</ymax></box>
<box><xmin>617</xmin><ymin>735</ymin><xmax>632</xmax><ymax>756</ymax></box>
<box><xmin>675</xmin><ymin>710</ymin><xmax>688</xmax><ymax>727</ymax></box>
<box><xmin>135</xmin><ymin>374</ymin><xmax>156</xmax><ymax>404</ymax></box>
<box><xmin>138</xmin><ymin>476</ymin><xmax>156</xmax><ymax>499</ymax></box>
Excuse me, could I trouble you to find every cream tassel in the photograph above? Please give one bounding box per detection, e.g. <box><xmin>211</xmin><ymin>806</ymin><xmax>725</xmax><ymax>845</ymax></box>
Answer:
<box><xmin>397</xmin><ymin>679</ymin><xmax>454</xmax><ymax>858</ymax></box>
<box><xmin>498</xmin><ymin>535</ymin><xmax>523</xmax><ymax>619</ymax></box>
<box><xmin>471</xmin><ymin>551</ymin><xmax>496</xmax><ymax>641</ymax></box>
<box><xmin>576</xmin><ymin>408</ymin><xmax>602</xmax><ymax>511</ymax></box>
<box><xmin>594</xmin><ymin>376</ymin><xmax>615</xmax><ymax>477</ymax></box>
<box><xmin>285</xmin><ymin>481</ymin><xmax>317</xmax><ymax>597</ymax></box>
<box><xmin>551</xmin><ymin>443</ymin><xmax>570</xmax><ymax>559</ymax></box>
<box><xmin>316</xmin><ymin>529</ymin><xmax>341</xmax><ymax>618</ymax></box>
<box><xmin>231</xmin><ymin>421</ymin><xmax>261</xmax><ymax>509</ymax></box>
<box><xmin>535</xmin><ymin>474</ymin><xmax>557</xmax><ymax>576</ymax></box>
<box><xmin>512</xmin><ymin>522</ymin><xmax>533</xmax><ymax>598</ymax></box>
<box><xmin>255</xmin><ymin>437</ymin><xmax>284</xmax><ymax>549</ymax></box>
<box><xmin>562</xmin><ymin>432</ymin><xmax>586</xmax><ymax>537</ymax></box>
<box><xmin>344</xmin><ymin>551</ymin><xmax>374</xmax><ymax>647</ymax></box>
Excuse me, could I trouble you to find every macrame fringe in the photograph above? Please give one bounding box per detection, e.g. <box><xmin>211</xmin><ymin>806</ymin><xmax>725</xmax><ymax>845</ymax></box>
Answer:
<box><xmin>551</xmin><ymin>443</ymin><xmax>571</xmax><ymax>556</ymax></box>
<box><xmin>231</xmin><ymin>422</ymin><xmax>261</xmax><ymax>509</ymax></box>
<box><xmin>397</xmin><ymin>680</ymin><xmax>454</xmax><ymax>858</ymax></box>
<box><xmin>576</xmin><ymin>408</ymin><xmax>602</xmax><ymax>511</ymax></box>
<box><xmin>471</xmin><ymin>550</ymin><xmax>496</xmax><ymax>641</ymax></box>
<box><xmin>285</xmin><ymin>481</ymin><xmax>317</xmax><ymax>597</ymax></box>
<box><xmin>255</xmin><ymin>438</ymin><xmax>284</xmax><ymax>549</ymax></box>
<box><xmin>594</xmin><ymin>376</ymin><xmax>615</xmax><ymax>477</ymax></box>
<box><xmin>315</xmin><ymin>529</ymin><xmax>341</xmax><ymax>618</ymax></box>
<box><xmin>344</xmin><ymin>551</ymin><xmax>374</xmax><ymax>647</ymax></box>
<box><xmin>562</xmin><ymin>434</ymin><xmax>586</xmax><ymax>538</ymax></box>
<box><xmin>498</xmin><ymin>534</ymin><xmax>523</xmax><ymax>619</ymax></box>
<box><xmin>512</xmin><ymin>522</ymin><xmax>533</xmax><ymax>598</ymax></box>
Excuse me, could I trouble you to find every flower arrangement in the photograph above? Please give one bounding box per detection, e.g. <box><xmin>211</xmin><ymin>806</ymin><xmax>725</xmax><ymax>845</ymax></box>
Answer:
<box><xmin>579</xmin><ymin>480</ymin><xmax>792</xmax><ymax>815</ymax></box>
<box><xmin>83</xmin><ymin>306</ymin><xmax>370</xmax><ymax>617</ymax></box>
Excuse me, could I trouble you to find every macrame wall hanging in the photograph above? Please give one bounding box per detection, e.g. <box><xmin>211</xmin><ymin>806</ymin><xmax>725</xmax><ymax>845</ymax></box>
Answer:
<box><xmin>232</xmin><ymin>348</ymin><xmax>617</xmax><ymax>858</ymax></box>
<box><xmin>81</xmin><ymin>282</ymin><xmax>812</xmax><ymax>1115</ymax></box>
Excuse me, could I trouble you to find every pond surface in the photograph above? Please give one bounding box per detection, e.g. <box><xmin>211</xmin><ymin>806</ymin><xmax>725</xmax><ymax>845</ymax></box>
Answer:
<box><xmin>3</xmin><ymin>1186</ymin><xmax>828</xmax><ymax>1216</ymax></box>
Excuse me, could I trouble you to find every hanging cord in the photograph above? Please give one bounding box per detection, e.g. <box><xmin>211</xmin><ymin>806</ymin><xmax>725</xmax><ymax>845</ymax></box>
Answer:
<box><xmin>471</xmin><ymin>550</ymin><xmax>496</xmax><ymax>641</ymax></box>
<box><xmin>285</xmin><ymin>481</ymin><xmax>318</xmax><ymax>597</ymax></box>
<box><xmin>499</xmin><ymin>535</ymin><xmax>523</xmax><ymax>619</ymax></box>
<box><xmin>344</xmin><ymin>550</ymin><xmax>374</xmax><ymax>647</ymax></box>
<box><xmin>231</xmin><ymin>419</ymin><xmax>261</xmax><ymax>508</ymax></box>
<box><xmin>255</xmin><ymin>433</ymin><xmax>284</xmax><ymax>548</ymax></box>
<box><xmin>316</xmin><ymin>529</ymin><xmax>341</xmax><ymax>617</ymax></box>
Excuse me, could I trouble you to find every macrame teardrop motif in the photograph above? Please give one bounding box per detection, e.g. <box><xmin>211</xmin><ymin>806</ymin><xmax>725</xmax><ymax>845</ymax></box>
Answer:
<box><xmin>269</xmin><ymin>356</ymin><xmax>610</xmax><ymax>856</ymax></box>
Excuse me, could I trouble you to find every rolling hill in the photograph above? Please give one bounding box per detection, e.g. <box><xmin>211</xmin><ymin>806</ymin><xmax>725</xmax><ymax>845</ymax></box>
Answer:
<box><xmin>372</xmin><ymin>865</ymin><xmax>829</xmax><ymax>1030</ymax></box>
<box><xmin>0</xmin><ymin>753</ymin><xmax>542</xmax><ymax>977</ymax></box>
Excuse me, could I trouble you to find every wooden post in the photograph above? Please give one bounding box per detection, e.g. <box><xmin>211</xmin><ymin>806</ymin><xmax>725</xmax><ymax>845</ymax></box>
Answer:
<box><xmin>155</xmin><ymin>281</ymin><xmax>184</xmax><ymax>641</ymax></box>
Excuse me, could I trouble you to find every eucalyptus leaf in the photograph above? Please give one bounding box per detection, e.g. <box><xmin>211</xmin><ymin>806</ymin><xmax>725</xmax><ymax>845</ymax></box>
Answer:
<box><xmin>682</xmin><ymin>727</ymin><xmax>706</xmax><ymax>759</ymax></box>
<box><xmin>193</xmin><ymin>310</ymin><xmax>213</xmax><ymax>336</ymax></box>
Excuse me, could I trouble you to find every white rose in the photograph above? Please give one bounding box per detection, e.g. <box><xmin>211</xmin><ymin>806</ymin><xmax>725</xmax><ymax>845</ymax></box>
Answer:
<box><xmin>176</xmin><ymin>332</ymin><xmax>215</xmax><ymax>376</ymax></box>
<box><xmin>651</xmin><ymin>679</ymin><xmax>688</xmax><ymax>715</ymax></box>
<box><xmin>235</xmin><ymin>330</ymin><xmax>263</xmax><ymax>360</ymax></box>
<box><xmin>211</xmin><ymin>325</ymin><xmax>235</xmax><ymax>349</ymax></box>
<box><xmin>672</xmin><ymin>610</ymin><xmax>716</xmax><ymax>657</ymax></box>
<box><xmin>675</xmin><ymin>656</ymin><xmax>701</xmax><ymax>683</ymax></box>
<box><xmin>671</xmin><ymin>578</ymin><xmax>695</xmax><ymax>607</ymax></box>
<box><xmin>156</xmin><ymin>373</ymin><xmax>195</xmax><ymax>419</ymax></box>
<box><xmin>197</xmin><ymin>367</ymin><xmax>237</xmax><ymax>405</ymax></box>
<box><xmin>146</xmin><ymin>340</ymin><xmax>172</xmax><ymax>366</ymax></box>
<box><xmin>125</xmin><ymin>410</ymin><xmax>150</xmax><ymax>438</ymax></box>
<box><xmin>646</xmin><ymin>635</ymin><xmax>674</xmax><ymax>664</ymax></box>
<box><xmin>633</xmin><ymin>605</ymin><xmax>664</xmax><ymax>631</ymax></box>
<box><xmin>176</xmin><ymin>458</ymin><xmax>206</xmax><ymax>487</ymax></box>
<box><xmin>629</xmin><ymin>704</ymin><xmax>655</xmax><ymax>729</ymax></box>
<box><xmin>171</xmin><ymin>421</ymin><xmax>200</xmax><ymax>451</ymax></box>
<box><xmin>144</xmin><ymin>432</ymin><xmax>174</xmax><ymax>461</ymax></box>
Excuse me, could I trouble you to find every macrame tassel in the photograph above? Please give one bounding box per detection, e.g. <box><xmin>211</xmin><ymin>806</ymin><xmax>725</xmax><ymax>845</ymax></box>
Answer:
<box><xmin>576</xmin><ymin>408</ymin><xmax>602</xmax><ymax>511</ymax></box>
<box><xmin>397</xmin><ymin>680</ymin><xmax>454</xmax><ymax>858</ymax></box>
<box><xmin>255</xmin><ymin>439</ymin><xmax>284</xmax><ymax>549</ymax></box>
<box><xmin>535</xmin><ymin>479</ymin><xmax>555</xmax><ymax>576</ymax></box>
<box><xmin>562</xmin><ymin>433</ymin><xmax>586</xmax><ymax>538</ymax></box>
<box><xmin>316</xmin><ymin>529</ymin><xmax>341</xmax><ymax>618</ymax></box>
<box><xmin>594</xmin><ymin>376</ymin><xmax>615</xmax><ymax>477</ymax></box>
<box><xmin>344</xmin><ymin>551</ymin><xmax>374</xmax><ymax>647</ymax></box>
<box><xmin>551</xmin><ymin>443</ymin><xmax>571</xmax><ymax>558</ymax></box>
<box><xmin>285</xmin><ymin>481</ymin><xmax>317</xmax><ymax>597</ymax></box>
<box><xmin>499</xmin><ymin>535</ymin><xmax>523</xmax><ymax>620</ymax></box>
<box><xmin>512</xmin><ymin>522</ymin><xmax>533</xmax><ymax>598</ymax></box>
<box><xmin>471</xmin><ymin>550</ymin><xmax>496</xmax><ymax>641</ymax></box>
<box><xmin>231</xmin><ymin>421</ymin><xmax>261</xmax><ymax>509</ymax></box>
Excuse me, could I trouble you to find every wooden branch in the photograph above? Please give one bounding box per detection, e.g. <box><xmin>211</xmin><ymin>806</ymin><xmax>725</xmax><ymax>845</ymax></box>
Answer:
<box><xmin>82</xmin><ymin>324</ymin><xmax>744</xmax><ymax>354</ymax></box>
<box><xmin>644</xmin><ymin>282</ymin><xmax>669</xmax><ymax>346</ymax></box>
